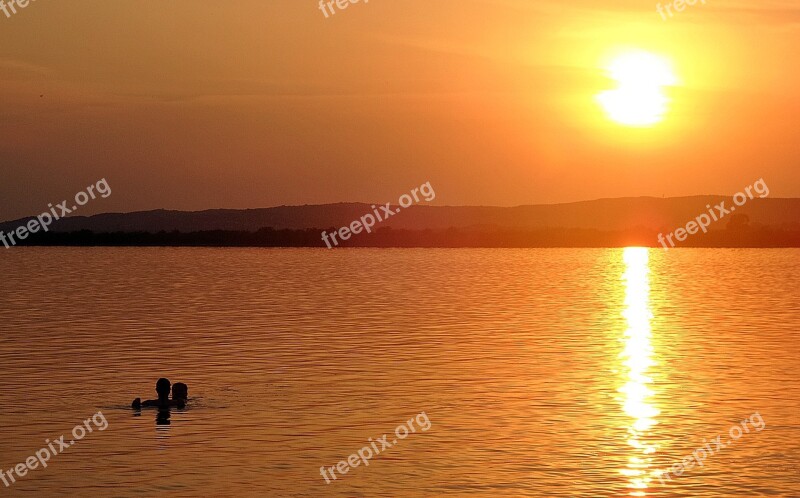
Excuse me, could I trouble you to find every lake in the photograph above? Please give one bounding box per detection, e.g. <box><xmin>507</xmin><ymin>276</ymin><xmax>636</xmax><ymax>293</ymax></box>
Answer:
<box><xmin>1</xmin><ymin>248</ymin><xmax>798</xmax><ymax>496</ymax></box>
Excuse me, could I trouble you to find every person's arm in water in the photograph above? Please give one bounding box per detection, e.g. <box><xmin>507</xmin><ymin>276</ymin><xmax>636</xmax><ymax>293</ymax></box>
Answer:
<box><xmin>132</xmin><ymin>398</ymin><xmax>174</xmax><ymax>409</ymax></box>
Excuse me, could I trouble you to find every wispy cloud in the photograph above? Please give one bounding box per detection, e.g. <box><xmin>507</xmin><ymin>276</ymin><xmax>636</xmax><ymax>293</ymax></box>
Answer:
<box><xmin>0</xmin><ymin>58</ymin><xmax>51</xmax><ymax>78</ymax></box>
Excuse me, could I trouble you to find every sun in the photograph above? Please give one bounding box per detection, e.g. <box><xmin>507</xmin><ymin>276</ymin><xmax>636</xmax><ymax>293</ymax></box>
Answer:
<box><xmin>597</xmin><ymin>51</ymin><xmax>677</xmax><ymax>127</ymax></box>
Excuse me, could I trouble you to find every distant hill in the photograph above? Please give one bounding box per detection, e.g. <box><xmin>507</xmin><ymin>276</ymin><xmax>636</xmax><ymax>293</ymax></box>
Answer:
<box><xmin>2</xmin><ymin>197</ymin><xmax>799</xmax><ymax>233</ymax></box>
<box><xmin>2</xmin><ymin>197</ymin><xmax>799</xmax><ymax>247</ymax></box>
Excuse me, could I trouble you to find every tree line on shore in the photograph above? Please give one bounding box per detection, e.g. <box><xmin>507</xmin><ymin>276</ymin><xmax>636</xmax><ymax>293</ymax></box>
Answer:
<box><xmin>10</xmin><ymin>224</ymin><xmax>800</xmax><ymax>248</ymax></box>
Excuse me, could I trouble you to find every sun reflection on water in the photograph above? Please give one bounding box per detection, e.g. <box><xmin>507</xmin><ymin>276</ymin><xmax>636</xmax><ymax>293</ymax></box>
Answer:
<box><xmin>620</xmin><ymin>247</ymin><xmax>659</xmax><ymax>496</ymax></box>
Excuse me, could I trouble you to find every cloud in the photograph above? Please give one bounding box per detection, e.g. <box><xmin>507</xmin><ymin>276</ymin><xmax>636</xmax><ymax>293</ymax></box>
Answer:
<box><xmin>0</xmin><ymin>58</ymin><xmax>51</xmax><ymax>79</ymax></box>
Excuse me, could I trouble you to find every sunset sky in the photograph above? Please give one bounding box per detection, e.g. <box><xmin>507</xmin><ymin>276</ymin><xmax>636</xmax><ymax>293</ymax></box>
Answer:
<box><xmin>1</xmin><ymin>0</ymin><xmax>799</xmax><ymax>219</ymax></box>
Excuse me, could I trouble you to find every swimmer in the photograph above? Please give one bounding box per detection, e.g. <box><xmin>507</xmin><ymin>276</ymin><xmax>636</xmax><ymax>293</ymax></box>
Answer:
<box><xmin>132</xmin><ymin>378</ymin><xmax>180</xmax><ymax>409</ymax></box>
<box><xmin>172</xmin><ymin>382</ymin><xmax>188</xmax><ymax>409</ymax></box>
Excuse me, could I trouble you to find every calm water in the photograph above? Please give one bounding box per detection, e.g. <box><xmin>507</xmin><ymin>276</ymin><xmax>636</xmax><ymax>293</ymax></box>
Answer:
<box><xmin>1</xmin><ymin>248</ymin><xmax>799</xmax><ymax>497</ymax></box>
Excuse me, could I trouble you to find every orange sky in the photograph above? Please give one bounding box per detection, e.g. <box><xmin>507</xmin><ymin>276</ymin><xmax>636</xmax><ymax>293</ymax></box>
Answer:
<box><xmin>1</xmin><ymin>0</ymin><xmax>799</xmax><ymax>219</ymax></box>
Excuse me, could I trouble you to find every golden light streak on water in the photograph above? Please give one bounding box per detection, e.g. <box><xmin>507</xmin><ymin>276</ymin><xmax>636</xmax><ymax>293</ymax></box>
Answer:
<box><xmin>620</xmin><ymin>247</ymin><xmax>660</xmax><ymax>496</ymax></box>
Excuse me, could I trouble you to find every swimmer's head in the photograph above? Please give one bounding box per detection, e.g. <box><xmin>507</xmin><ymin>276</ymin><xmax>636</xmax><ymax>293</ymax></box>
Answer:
<box><xmin>173</xmin><ymin>383</ymin><xmax>188</xmax><ymax>400</ymax></box>
<box><xmin>156</xmin><ymin>378</ymin><xmax>171</xmax><ymax>399</ymax></box>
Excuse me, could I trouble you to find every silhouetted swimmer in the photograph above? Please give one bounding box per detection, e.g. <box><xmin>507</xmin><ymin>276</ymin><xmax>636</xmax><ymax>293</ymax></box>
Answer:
<box><xmin>132</xmin><ymin>378</ymin><xmax>190</xmax><ymax>410</ymax></box>
<box><xmin>172</xmin><ymin>382</ymin><xmax>188</xmax><ymax>409</ymax></box>
<box><xmin>172</xmin><ymin>383</ymin><xmax>187</xmax><ymax>400</ymax></box>
<box><xmin>132</xmin><ymin>378</ymin><xmax>173</xmax><ymax>410</ymax></box>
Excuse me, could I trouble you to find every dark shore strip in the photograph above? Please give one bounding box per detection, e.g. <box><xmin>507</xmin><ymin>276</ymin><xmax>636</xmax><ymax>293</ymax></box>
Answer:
<box><xmin>7</xmin><ymin>226</ymin><xmax>800</xmax><ymax>248</ymax></box>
